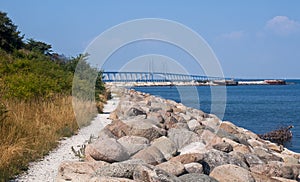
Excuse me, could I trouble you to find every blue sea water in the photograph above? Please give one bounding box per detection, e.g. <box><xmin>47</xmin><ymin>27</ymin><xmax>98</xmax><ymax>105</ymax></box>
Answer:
<box><xmin>133</xmin><ymin>80</ymin><xmax>300</xmax><ymax>152</ymax></box>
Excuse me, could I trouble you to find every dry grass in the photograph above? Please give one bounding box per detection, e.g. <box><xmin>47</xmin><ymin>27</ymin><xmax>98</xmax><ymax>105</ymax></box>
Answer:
<box><xmin>0</xmin><ymin>95</ymin><xmax>99</xmax><ymax>181</ymax></box>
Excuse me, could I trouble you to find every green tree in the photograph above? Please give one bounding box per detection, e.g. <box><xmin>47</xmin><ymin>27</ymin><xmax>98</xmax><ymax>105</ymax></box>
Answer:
<box><xmin>26</xmin><ymin>38</ymin><xmax>52</xmax><ymax>55</ymax></box>
<box><xmin>0</xmin><ymin>11</ymin><xmax>24</xmax><ymax>52</ymax></box>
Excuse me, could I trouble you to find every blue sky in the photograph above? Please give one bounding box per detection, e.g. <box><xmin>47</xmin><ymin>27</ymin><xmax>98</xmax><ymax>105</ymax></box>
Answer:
<box><xmin>1</xmin><ymin>0</ymin><xmax>300</xmax><ymax>78</ymax></box>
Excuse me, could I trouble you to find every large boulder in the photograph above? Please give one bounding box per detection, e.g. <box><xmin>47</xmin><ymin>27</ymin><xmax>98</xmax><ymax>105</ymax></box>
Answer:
<box><xmin>131</xmin><ymin>146</ymin><xmax>165</xmax><ymax>165</ymax></box>
<box><xmin>169</xmin><ymin>153</ymin><xmax>204</xmax><ymax>164</ymax></box>
<box><xmin>178</xmin><ymin>142</ymin><xmax>206</xmax><ymax>155</ymax></box>
<box><xmin>85</xmin><ymin>138</ymin><xmax>130</xmax><ymax>162</ymax></box>
<box><xmin>156</xmin><ymin>161</ymin><xmax>185</xmax><ymax>176</ymax></box>
<box><xmin>212</xmin><ymin>142</ymin><xmax>233</xmax><ymax>153</ymax></box>
<box><xmin>179</xmin><ymin>173</ymin><xmax>218</xmax><ymax>182</ymax></box>
<box><xmin>184</xmin><ymin>162</ymin><xmax>203</xmax><ymax>174</ymax></box>
<box><xmin>250</xmin><ymin>162</ymin><xmax>300</xmax><ymax>180</ymax></box>
<box><xmin>117</xmin><ymin>136</ymin><xmax>149</xmax><ymax>156</ymax></box>
<box><xmin>253</xmin><ymin>147</ymin><xmax>283</xmax><ymax>163</ymax></box>
<box><xmin>168</xmin><ymin>128</ymin><xmax>201</xmax><ymax>149</ymax></box>
<box><xmin>105</xmin><ymin>119</ymin><xmax>165</xmax><ymax>141</ymax></box>
<box><xmin>56</xmin><ymin>161</ymin><xmax>109</xmax><ymax>181</ymax></box>
<box><xmin>89</xmin><ymin>176</ymin><xmax>135</xmax><ymax>182</ymax></box>
<box><xmin>95</xmin><ymin>162</ymin><xmax>138</xmax><ymax>179</ymax></box>
<box><xmin>209</xmin><ymin>164</ymin><xmax>255</xmax><ymax>182</ymax></box>
<box><xmin>133</xmin><ymin>164</ymin><xmax>181</xmax><ymax>182</ymax></box>
<box><xmin>202</xmin><ymin>149</ymin><xmax>248</xmax><ymax>174</ymax></box>
<box><xmin>244</xmin><ymin>153</ymin><xmax>265</xmax><ymax>167</ymax></box>
<box><xmin>151</xmin><ymin>136</ymin><xmax>178</xmax><ymax>160</ymax></box>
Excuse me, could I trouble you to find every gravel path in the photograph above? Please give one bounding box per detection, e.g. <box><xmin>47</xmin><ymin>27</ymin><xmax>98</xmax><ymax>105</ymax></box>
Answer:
<box><xmin>14</xmin><ymin>94</ymin><xmax>120</xmax><ymax>182</ymax></box>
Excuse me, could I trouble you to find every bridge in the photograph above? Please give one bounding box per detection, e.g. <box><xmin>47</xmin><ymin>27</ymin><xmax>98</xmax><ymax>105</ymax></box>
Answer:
<box><xmin>102</xmin><ymin>71</ymin><xmax>224</xmax><ymax>82</ymax></box>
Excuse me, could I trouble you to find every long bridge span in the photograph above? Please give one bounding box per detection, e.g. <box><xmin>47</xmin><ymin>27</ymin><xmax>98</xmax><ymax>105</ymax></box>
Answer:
<box><xmin>102</xmin><ymin>71</ymin><xmax>224</xmax><ymax>82</ymax></box>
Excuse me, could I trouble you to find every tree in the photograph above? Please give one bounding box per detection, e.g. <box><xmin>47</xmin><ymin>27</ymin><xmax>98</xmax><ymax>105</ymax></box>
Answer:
<box><xmin>0</xmin><ymin>11</ymin><xmax>24</xmax><ymax>52</ymax></box>
<box><xmin>26</xmin><ymin>38</ymin><xmax>52</xmax><ymax>55</ymax></box>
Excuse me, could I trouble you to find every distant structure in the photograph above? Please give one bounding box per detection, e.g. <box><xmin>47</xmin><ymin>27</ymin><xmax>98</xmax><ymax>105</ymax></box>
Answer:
<box><xmin>102</xmin><ymin>71</ymin><xmax>223</xmax><ymax>83</ymax></box>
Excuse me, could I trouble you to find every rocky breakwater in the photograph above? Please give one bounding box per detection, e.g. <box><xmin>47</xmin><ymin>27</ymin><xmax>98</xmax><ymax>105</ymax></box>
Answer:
<box><xmin>57</xmin><ymin>88</ymin><xmax>300</xmax><ymax>182</ymax></box>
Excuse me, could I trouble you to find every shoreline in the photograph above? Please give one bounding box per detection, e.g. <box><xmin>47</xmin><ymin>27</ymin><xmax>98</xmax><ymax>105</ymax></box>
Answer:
<box><xmin>56</xmin><ymin>86</ymin><xmax>300</xmax><ymax>181</ymax></box>
<box><xmin>14</xmin><ymin>94</ymin><xmax>120</xmax><ymax>182</ymax></box>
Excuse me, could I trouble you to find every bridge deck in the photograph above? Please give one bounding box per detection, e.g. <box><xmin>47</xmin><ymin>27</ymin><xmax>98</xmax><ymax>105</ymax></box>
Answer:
<box><xmin>102</xmin><ymin>71</ymin><xmax>224</xmax><ymax>82</ymax></box>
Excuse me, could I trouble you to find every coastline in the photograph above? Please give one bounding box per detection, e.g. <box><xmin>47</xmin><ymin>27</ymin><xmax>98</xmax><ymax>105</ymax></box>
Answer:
<box><xmin>56</xmin><ymin>86</ymin><xmax>300</xmax><ymax>181</ymax></box>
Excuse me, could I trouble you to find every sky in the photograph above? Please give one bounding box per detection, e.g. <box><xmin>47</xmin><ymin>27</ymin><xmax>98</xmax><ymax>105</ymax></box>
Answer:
<box><xmin>1</xmin><ymin>0</ymin><xmax>300</xmax><ymax>79</ymax></box>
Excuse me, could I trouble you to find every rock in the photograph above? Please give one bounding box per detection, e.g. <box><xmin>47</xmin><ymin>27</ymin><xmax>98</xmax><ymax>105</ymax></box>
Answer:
<box><xmin>156</xmin><ymin>161</ymin><xmax>185</xmax><ymax>176</ymax></box>
<box><xmin>253</xmin><ymin>147</ymin><xmax>283</xmax><ymax>163</ymax></box>
<box><xmin>212</xmin><ymin>142</ymin><xmax>233</xmax><ymax>153</ymax></box>
<box><xmin>56</xmin><ymin>161</ymin><xmax>109</xmax><ymax>181</ymax></box>
<box><xmin>267</xmin><ymin>142</ymin><xmax>284</xmax><ymax>153</ymax></box>
<box><xmin>178</xmin><ymin>142</ymin><xmax>206</xmax><ymax>155</ymax></box>
<box><xmin>85</xmin><ymin>138</ymin><xmax>130</xmax><ymax>162</ymax></box>
<box><xmin>250</xmin><ymin>172</ymin><xmax>282</xmax><ymax>182</ymax></box>
<box><xmin>228</xmin><ymin>151</ymin><xmax>246</xmax><ymax>163</ymax></box>
<box><xmin>209</xmin><ymin>164</ymin><xmax>255</xmax><ymax>182</ymax></box>
<box><xmin>117</xmin><ymin>136</ymin><xmax>149</xmax><ymax>156</ymax></box>
<box><xmin>179</xmin><ymin>173</ymin><xmax>218</xmax><ymax>182</ymax></box>
<box><xmin>169</xmin><ymin>153</ymin><xmax>204</xmax><ymax>164</ymax></box>
<box><xmin>164</xmin><ymin>115</ymin><xmax>179</xmax><ymax>129</ymax></box>
<box><xmin>126</xmin><ymin>107</ymin><xmax>146</xmax><ymax>117</ymax></box>
<box><xmin>168</xmin><ymin>128</ymin><xmax>201</xmax><ymax>149</ymax></box>
<box><xmin>89</xmin><ymin>176</ymin><xmax>136</xmax><ymax>182</ymax></box>
<box><xmin>98</xmin><ymin>128</ymin><xmax>118</xmax><ymax>140</ymax></box>
<box><xmin>133</xmin><ymin>164</ymin><xmax>181</xmax><ymax>182</ymax></box>
<box><xmin>109</xmin><ymin>110</ymin><xmax>118</xmax><ymax>120</ymax></box>
<box><xmin>248</xmin><ymin>138</ymin><xmax>265</xmax><ymax>148</ymax></box>
<box><xmin>199</xmin><ymin>129</ymin><xmax>223</xmax><ymax>148</ymax></box>
<box><xmin>250</xmin><ymin>162</ymin><xmax>299</xmax><ymax>180</ymax></box>
<box><xmin>219</xmin><ymin>121</ymin><xmax>240</xmax><ymax>135</ymax></box>
<box><xmin>184</xmin><ymin>162</ymin><xmax>203</xmax><ymax>173</ymax></box>
<box><xmin>95</xmin><ymin>162</ymin><xmax>138</xmax><ymax>179</ymax></box>
<box><xmin>201</xmin><ymin>117</ymin><xmax>221</xmax><ymax>131</ymax></box>
<box><xmin>281</xmin><ymin>154</ymin><xmax>300</xmax><ymax>165</ymax></box>
<box><xmin>131</xmin><ymin>146</ymin><xmax>165</xmax><ymax>165</ymax></box>
<box><xmin>202</xmin><ymin>149</ymin><xmax>248</xmax><ymax>174</ymax></box>
<box><xmin>187</xmin><ymin>119</ymin><xmax>200</xmax><ymax>131</ymax></box>
<box><xmin>244</xmin><ymin>153</ymin><xmax>265</xmax><ymax>166</ymax></box>
<box><xmin>105</xmin><ymin>119</ymin><xmax>164</xmax><ymax>141</ymax></box>
<box><xmin>146</xmin><ymin>112</ymin><xmax>164</xmax><ymax>123</ymax></box>
<box><xmin>151</xmin><ymin>136</ymin><xmax>178</xmax><ymax>160</ymax></box>
<box><xmin>271</xmin><ymin>177</ymin><xmax>298</xmax><ymax>182</ymax></box>
<box><xmin>233</xmin><ymin>144</ymin><xmax>252</xmax><ymax>154</ymax></box>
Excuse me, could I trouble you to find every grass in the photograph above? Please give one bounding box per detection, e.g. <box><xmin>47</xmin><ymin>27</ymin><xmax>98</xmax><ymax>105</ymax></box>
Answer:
<box><xmin>0</xmin><ymin>95</ymin><xmax>100</xmax><ymax>181</ymax></box>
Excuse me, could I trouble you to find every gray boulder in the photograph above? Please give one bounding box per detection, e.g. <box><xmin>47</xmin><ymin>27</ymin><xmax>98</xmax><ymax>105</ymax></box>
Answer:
<box><xmin>133</xmin><ymin>164</ymin><xmax>181</xmax><ymax>182</ymax></box>
<box><xmin>105</xmin><ymin>119</ymin><xmax>164</xmax><ymax>141</ymax></box>
<box><xmin>179</xmin><ymin>173</ymin><xmax>218</xmax><ymax>182</ymax></box>
<box><xmin>202</xmin><ymin>149</ymin><xmax>248</xmax><ymax>174</ymax></box>
<box><xmin>117</xmin><ymin>136</ymin><xmax>149</xmax><ymax>156</ymax></box>
<box><xmin>156</xmin><ymin>161</ymin><xmax>185</xmax><ymax>176</ymax></box>
<box><xmin>168</xmin><ymin>128</ymin><xmax>201</xmax><ymax>150</ymax></box>
<box><xmin>85</xmin><ymin>138</ymin><xmax>130</xmax><ymax>162</ymax></box>
<box><xmin>95</xmin><ymin>162</ymin><xmax>138</xmax><ymax>179</ymax></box>
<box><xmin>212</xmin><ymin>142</ymin><xmax>233</xmax><ymax>153</ymax></box>
<box><xmin>56</xmin><ymin>161</ymin><xmax>109</xmax><ymax>182</ymax></box>
<box><xmin>184</xmin><ymin>162</ymin><xmax>203</xmax><ymax>174</ymax></box>
<box><xmin>210</xmin><ymin>164</ymin><xmax>255</xmax><ymax>182</ymax></box>
<box><xmin>151</xmin><ymin>136</ymin><xmax>178</xmax><ymax>160</ymax></box>
<box><xmin>131</xmin><ymin>146</ymin><xmax>165</xmax><ymax>165</ymax></box>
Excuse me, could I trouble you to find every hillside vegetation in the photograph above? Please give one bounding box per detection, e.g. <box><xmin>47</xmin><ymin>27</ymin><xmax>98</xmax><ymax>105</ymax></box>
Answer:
<box><xmin>0</xmin><ymin>12</ymin><xmax>108</xmax><ymax>180</ymax></box>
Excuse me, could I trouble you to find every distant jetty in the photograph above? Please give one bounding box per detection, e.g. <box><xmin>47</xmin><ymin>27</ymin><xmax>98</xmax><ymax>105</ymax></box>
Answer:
<box><xmin>106</xmin><ymin>79</ymin><xmax>287</xmax><ymax>87</ymax></box>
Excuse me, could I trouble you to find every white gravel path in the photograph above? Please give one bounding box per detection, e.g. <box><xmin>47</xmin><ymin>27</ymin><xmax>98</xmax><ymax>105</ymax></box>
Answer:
<box><xmin>14</xmin><ymin>94</ymin><xmax>120</xmax><ymax>182</ymax></box>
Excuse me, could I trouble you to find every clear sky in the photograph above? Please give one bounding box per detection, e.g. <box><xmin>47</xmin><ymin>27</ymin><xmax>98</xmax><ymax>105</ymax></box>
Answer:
<box><xmin>1</xmin><ymin>0</ymin><xmax>300</xmax><ymax>79</ymax></box>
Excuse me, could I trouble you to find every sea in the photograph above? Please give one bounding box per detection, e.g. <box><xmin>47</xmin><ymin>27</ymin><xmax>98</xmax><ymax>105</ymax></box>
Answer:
<box><xmin>132</xmin><ymin>79</ymin><xmax>300</xmax><ymax>153</ymax></box>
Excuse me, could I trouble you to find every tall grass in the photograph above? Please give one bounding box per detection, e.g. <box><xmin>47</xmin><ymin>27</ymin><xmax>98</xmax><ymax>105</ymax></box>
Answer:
<box><xmin>0</xmin><ymin>95</ymin><xmax>98</xmax><ymax>181</ymax></box>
